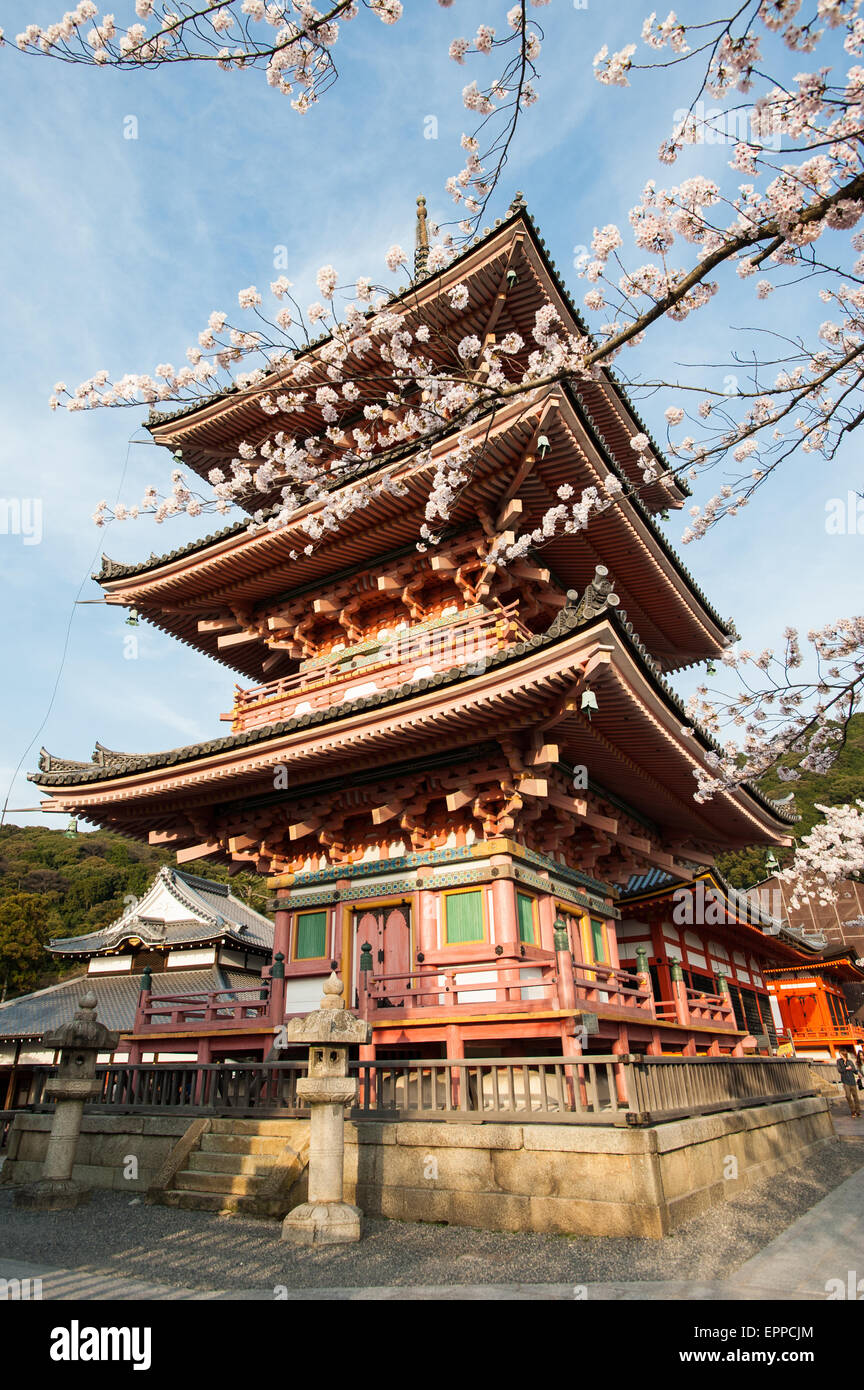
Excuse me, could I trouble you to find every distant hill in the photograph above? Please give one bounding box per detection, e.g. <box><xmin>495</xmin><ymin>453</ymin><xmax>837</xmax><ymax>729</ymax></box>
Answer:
<box><xmin>718</xmin><ymin>712</ymin><xmax>864</xmax><ymax>888</ymax></box>
<box><xmin>0</xmin><ymin>824</ymin><xmax>266</xmax><ymax>1000</ymax></box>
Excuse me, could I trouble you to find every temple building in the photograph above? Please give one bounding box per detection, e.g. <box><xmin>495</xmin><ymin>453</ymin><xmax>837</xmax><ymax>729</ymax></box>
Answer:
<box><xmin>764</xmin><ymin>952</ymin><xmax>864</xmax><ymax>1062</ymax></box>
<box><xmin>0</xmin><ymin>866</ymin><xmax>274</xmax><ymax>1108</ymax></box>
<box><xmin>30</xmin><ymin>198</ymin><xmax>799</xmax><ymax>1064</ymax></box>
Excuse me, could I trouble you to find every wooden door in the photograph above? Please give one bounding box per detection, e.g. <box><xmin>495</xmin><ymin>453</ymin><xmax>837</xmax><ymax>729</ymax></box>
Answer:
<box><xmin>353</xmin><ymin>903</ymin><xmax>412</xmax><ymax>1008</ymax></box>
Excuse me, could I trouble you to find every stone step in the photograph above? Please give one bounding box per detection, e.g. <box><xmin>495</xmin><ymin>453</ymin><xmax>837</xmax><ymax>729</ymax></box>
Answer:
<box><xmin>208</xmin><ymin>1118</ymin><xmax>306</xmax><ymax>1138</ymax></box>
<box><xmin>154</xmin><ymin>1188</ymin><xmax>278</xmax><ymax>1218</ymax></box>
<box><xmin>187</xmin><ymin>1151</ymin><xmax>280</xmax><ymax>1177</ymax></box>
<box><xmin>175</xmin><ymin>1171</ymin><xmax>271</xmax><ymax>1196</ymax></box>
<box><xmin>200</xmin><ymin>1133</ymin><xmax>292</xmax><ymax>1157</ymax></box>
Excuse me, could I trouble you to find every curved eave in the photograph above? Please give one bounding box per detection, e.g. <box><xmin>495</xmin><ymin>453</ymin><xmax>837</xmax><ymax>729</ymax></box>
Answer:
<box><xmin>146</xmin><ymin>208</ymin><xmax>687</xmax><ymax>515</ymax></box>
<box><xmin>763</xmin><ymin>955</ymin><xmax>864</xmax><ymax>982</ymax></box>
<box><xmin>97</xmin><ymin>390</ymin><xmax>729</xmax><ymax>678</ymax></box>
<box><xmin>47</xmin><ymin>926</ymin><xmax>269</xmax><ymax>958</ymax></box>
<box><xmin>31</xmin><ymin>612</ymin><xmax>792</xmax><ymax>854</ymax></box>
<box><xmin>618</xmin><ymin>868</ymin><xmax>810</xmax><ymax>963</ymax></box>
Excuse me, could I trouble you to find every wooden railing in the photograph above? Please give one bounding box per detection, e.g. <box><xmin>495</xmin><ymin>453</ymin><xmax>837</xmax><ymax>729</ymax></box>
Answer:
<box><xmin>224</xmin><ymin>603</ymin><xmax>529</xmax><ymax>731</ymax></box>
<box><xmin>16</xmin><ymin>1055</ymin><xmax>817</xmax><ymax>1127</ymax></box>
<box><xmin>624</xmin><ymin>1054</ymin><xmax>816</xmax><ymax>1122</ymax></box>
<box><xmin>361</xmin><ymin>952</ymin><xmax>560</xmax><ymax>1013</ymax></box>
<box><xmin>684</xmin><ymin>986</ymin><xmax>736</xmax><ymax>1025</ymax></box>
<box><xmin>790</xmin><ymin>1023</ymin><xmax>864</xmax><ymax>1042</ymax></box>
<box><xmin>353</xmin><ymin>1055</ymin><xmax>817</xmax><ymax>1125</ymax></box>
<box><xmin>135</xmin><ymin>984</ymin><xmax>272</xmax><ymax>1034</ymax></box>
<box><xmin>93</xmin><ymin>1062</ymin><xmax>307</xmax><ymax>1116</ymax></box>
<box><xmin>571</xmin><ymin>960</ymin><xmax>654</xmax><ymax>1012</ymax></box>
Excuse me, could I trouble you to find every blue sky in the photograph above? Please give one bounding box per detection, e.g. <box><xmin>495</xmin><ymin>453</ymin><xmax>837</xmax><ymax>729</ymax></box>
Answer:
<box><xmin>0</xmin><ymin>1</ymin><xmax>861</xmax><ymax>828</ymax></box>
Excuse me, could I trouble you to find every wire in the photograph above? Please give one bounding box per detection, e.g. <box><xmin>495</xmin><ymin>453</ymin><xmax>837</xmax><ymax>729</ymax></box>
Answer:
<box><xmin>0</xmin><ymin>431</ymin><xmax>141</xmax><ymax>829</ymax></box>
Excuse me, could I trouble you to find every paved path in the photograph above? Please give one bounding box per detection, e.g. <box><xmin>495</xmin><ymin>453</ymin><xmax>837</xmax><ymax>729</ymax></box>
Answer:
<box><xmin>3</xmin><ymin>1167</ymin><xmax>862</xmax><ymax>1300</ymax></box>
<box><xmin>0</xmin><ymin>1257</ymin><xmax>814</xmax><ymax>1300</ymax></box>
<box><xmin>3</xmin><ymin>1125</ymin><xmax>862</xmax><ymax>1302</ymax></box>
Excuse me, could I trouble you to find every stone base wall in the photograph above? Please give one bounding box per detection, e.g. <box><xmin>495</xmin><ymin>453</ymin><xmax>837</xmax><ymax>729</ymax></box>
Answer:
<box><xmin>344</xmin><ymin>1096</ymin><xmax>833</xmax><ymax>1238</ymax></box>
<box><xmin>1</xmin><ymin>1096</ymin><xmax>834</xmax><ymax>1237</ymax></box>
<box><xmin>0</xmin><ymin>1114</ymin><xmax>191</xmax><ymax>1193</ymax></box>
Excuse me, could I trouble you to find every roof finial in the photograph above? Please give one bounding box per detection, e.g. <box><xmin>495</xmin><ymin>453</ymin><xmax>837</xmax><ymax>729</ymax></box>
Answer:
<box><xmin>508</xmin><ymin>190</ymin><xmax>527</xmax><ymax>216</ymax></box>
<box><xmin>414</xmin><ymin>195</ymin><xmax>429</xmax><ymax>279</ymax></box>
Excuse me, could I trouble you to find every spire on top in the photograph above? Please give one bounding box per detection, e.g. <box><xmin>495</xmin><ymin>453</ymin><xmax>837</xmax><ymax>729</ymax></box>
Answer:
<box><xmin>414</xmin><ymin>195</ymin><xmax>429</xmax><ymax>279</ymax></box>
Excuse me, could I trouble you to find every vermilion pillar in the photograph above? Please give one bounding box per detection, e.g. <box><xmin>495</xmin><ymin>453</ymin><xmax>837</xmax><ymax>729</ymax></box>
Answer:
<box><xmin>491</xmin><ymin>875</ymin><xmax>520</xmax><ymax>1002</ymax></box>
<box><xmin>273</xmin><ymin>891</ymin><xmax>292</xmax><ymax>964</ymax></box>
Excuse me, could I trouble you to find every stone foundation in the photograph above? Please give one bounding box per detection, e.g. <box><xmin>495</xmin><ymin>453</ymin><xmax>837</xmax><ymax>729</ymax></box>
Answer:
<box><xmin>1</xmin><ymin>1114</ymin><xmax>191</xmax><ymax>1193</ymax></box>
<box><xmin>1</xmin><ymin>1096</ymin><xmax>834</xmax><ymax>1238</ymax></box>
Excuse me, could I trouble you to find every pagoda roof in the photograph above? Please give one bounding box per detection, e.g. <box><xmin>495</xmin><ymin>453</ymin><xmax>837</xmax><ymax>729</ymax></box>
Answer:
<box><xmin>32</xmin><ymin>601</ymin><xmax>794</xmax><ymax>859</ymax></box>
<box><xmin>145</xmin><ymin>202</ymin><xmax>688</xmax><ymax>517</ymax></box>
<box><xmin>94</xmin><ymin>387</ymin><xmax>732</xmax><ymax>680</ymax></box>
<box><xmin>46</xmin><ymin>865</ymin><xmax>274</xmax><ymax>958</ymax></box>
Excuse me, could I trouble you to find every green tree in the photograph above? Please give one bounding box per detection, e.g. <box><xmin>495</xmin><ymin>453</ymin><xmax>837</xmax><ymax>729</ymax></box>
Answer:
<box><xmin>0</xmin><ymin>893</ymin><xmax>51</xmax><ymax>1000</ymax></box>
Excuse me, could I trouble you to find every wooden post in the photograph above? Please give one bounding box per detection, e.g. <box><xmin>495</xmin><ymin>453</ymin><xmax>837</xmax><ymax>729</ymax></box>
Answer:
<box><xmin>3</xmin><ymin>1040</ymin><xmax>20</xmax><ymax>1110</ymax></box>
<box><xmin>554</xmin><ymin>917</ymin><xmax>577</xmax><ymax>1011</ymax></box>
<box><xmin>635</xmin><ymin>946</ymin><xmax>655</xmax><ymax>1016</ymax></box>
<box><xmin>417</xmin><ymin>886</ymin><xmax>438</xmax><ymax>1006</ymax></box>
<box><xmin>273</xmin><ymin>899</ymin><xmax>292</xmax><ymax>970</ymax></box>
<box><xmin>491</xmin><ymin>876</ymin><xmax>520</xmax><ymax>1002</ymax></box>
<box><xmin>446</xmin><ymin>1024</ymin><xmax>464</xmax><ymax>1108</ymax></box>
<box><xmin>269</xmin><ymin>951</ymin><xmax>286</xmax><ymax>1024</ymax></box>
<box><xmin>670</xmin><ymin>959</ymin><xmax>690</xmax><ymax>1026</ymax></box>
<box><xmin>612</xmin><ymin>1029</ymin><xmax>630</xmax><ymax>1104</ymax></box>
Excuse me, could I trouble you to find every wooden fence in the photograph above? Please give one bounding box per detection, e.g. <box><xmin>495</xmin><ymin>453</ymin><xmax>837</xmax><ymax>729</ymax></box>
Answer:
<box><xmin>14</xmin><ymin>1054</ymin><xmax>818</xmax><ymax>1127</ymax></box>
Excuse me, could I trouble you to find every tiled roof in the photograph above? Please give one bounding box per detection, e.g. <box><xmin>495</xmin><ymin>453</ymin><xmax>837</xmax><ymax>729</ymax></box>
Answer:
<box><xmin>618</xmin><ymin>865</ymin><xmax>830</xmax><ymax>956</ymax></box>
<box><xmin>0</xmin><ymin>966</ymin><xmax>257</xmax><ymax>1041</ymax></box>
<box><xmin>94</xmin><ymin>382</ymin><xmax>732</xmax><ymax>655</ymax></box>
<box><xmin>143</xmin><ymin>198</ymin><xmax>690</xmax><ymax>506</ymax></box>
<box><xmin>94</xmin><ymin>203</ymin><xmax>690</xmax><ymax>588</ymax></box>
<box><xmin>30</xmin><ymin>601</ymin><xmax>796</xmax><ymax>828</ymax></box>
<box><xmin>47</xmin><ymin>866</ymin><xmax>274</xmax><ymax>955</ymax></box>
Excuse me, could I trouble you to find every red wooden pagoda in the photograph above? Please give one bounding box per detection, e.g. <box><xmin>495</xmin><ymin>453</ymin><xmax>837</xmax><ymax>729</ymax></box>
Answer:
<box><xmin>31</xmin><ymin>198</ymin><xmax>796</xmax><ymax>1064</ymax></box>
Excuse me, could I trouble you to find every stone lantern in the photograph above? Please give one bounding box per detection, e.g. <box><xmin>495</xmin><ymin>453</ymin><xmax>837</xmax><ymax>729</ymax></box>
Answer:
<box><xmin>280</xmin><ymin>972</ymin><xmax>371</xmax><ymax>1246</ymax></box>
<box><xmin>15</xmin><ymin>992</ymin><xmax>118</xmax><ymax>1211</ymax></box>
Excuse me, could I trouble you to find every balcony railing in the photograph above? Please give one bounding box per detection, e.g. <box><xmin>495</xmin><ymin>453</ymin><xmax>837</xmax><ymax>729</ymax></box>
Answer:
<box><xmin>222</xmin><ymin>603</ymin><xmax>531</xmax><ymax>732</ymax></box>
<box><xmin>128</xmin><ymin>952</ymin><xmax>740</xmax><ymax>1038</ymax></box>
<box><xmin>789</xmin><ymin>1023</ymin><xmax>864</xmax><ymax>1042</ymax></box>
<box><xmin>135</xmin><ymin>985</ymin><xmax>272</xmax><ymax>1034</ymax></box>
<box><xmin>361</xmin><ymin>951</ymin><xmax>560</xmax><ymax>1014</ymax></box>
<box><xmin>571</xmin><ymin>960</ymin><xmax>654</xmax><ymax>1013</ymax></box>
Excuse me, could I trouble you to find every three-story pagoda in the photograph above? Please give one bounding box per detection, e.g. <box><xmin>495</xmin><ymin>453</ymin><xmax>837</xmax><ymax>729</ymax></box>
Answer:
<box><xmin>32</xmin><ymin>199</ymin><xmax>795</xmax><ymax>1063</ymax></box>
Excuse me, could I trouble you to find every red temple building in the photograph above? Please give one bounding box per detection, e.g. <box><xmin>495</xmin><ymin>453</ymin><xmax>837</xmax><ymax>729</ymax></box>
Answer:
<box><xmin>31</xmin><ymin>199</ymin><xmax>799</xmax><ymax>1065</ymax></box>
<box><xmin>764</xmin><ymin>953</ymin><xmax>864</xmax><ymax>1061</ymax></box>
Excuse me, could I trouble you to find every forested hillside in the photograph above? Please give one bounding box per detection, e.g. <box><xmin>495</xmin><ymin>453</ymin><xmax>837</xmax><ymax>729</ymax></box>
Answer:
<box><xmin>0</xmin><ymin>824</ymin><xmax>266</xmax><ymax>1000</ymax></box>
<box><xmin>717</xmin><ymin>714</ymin><xmax>864</xmax><ymax>888</ymax></box>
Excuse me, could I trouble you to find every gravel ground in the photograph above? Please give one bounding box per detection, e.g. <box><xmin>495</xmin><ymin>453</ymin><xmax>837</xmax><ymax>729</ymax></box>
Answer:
<box><xmin>1</xmin><ymin>1135</ymin><xmax>861</xmax><ymax>1292</ymax></box>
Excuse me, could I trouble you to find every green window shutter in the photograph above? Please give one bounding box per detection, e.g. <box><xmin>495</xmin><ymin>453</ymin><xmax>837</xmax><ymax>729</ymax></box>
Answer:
<box><xmin>516</xmin><ymin>893</ymin><xmax>535</xmax><ymax>944</ymax></box>
<box><xmin>590</xmin><ymin>918</ymin><xmax>605</xmax><ymax>962</ymax></box>
<box><xmin>295</xmin><ymin>910</ymin><xmax>327</xmax><ymax>960</ymax></box>
<box><xmin>445</xmin><ymin>890</ymin><xmax>484</xmax><ymax>943</ymax></box>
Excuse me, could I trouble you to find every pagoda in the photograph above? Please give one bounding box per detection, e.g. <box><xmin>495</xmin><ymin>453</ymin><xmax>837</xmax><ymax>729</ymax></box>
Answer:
<box><xmin>31</xmin><ymin>197</ymin><xmax>796</xmax><ymax>1064</ymax></box>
